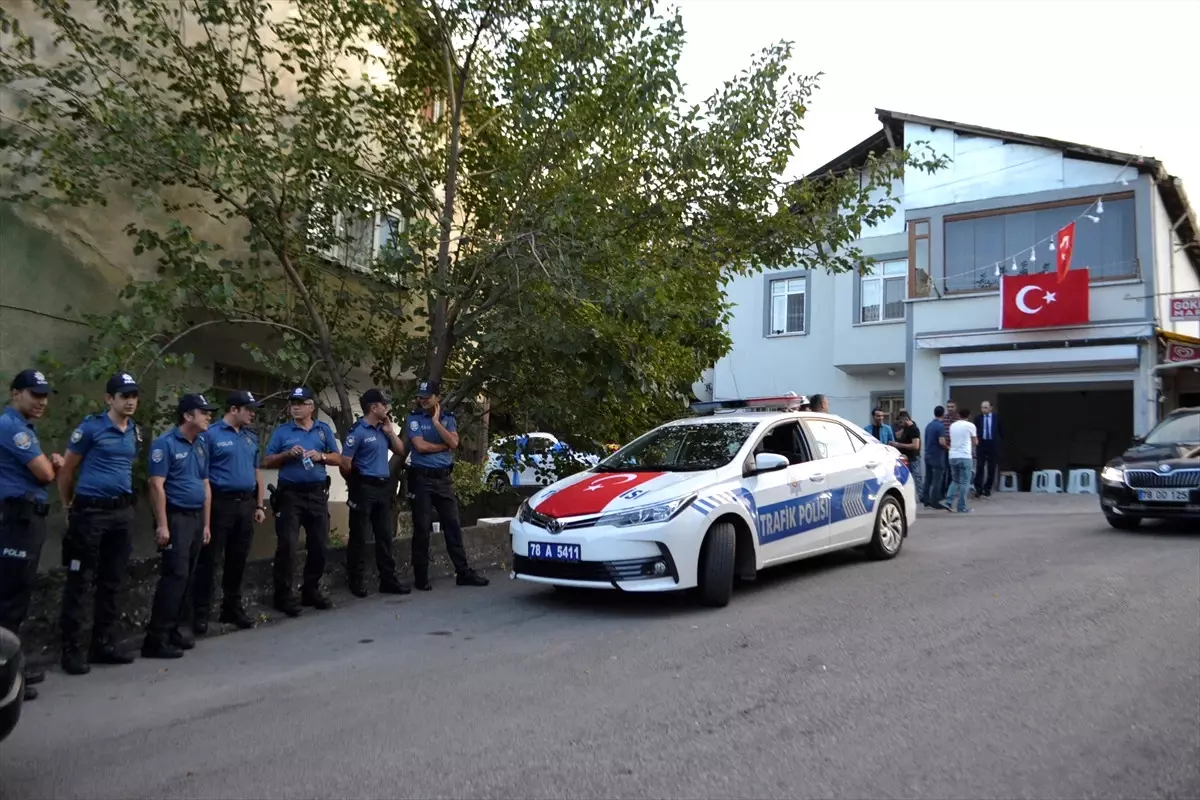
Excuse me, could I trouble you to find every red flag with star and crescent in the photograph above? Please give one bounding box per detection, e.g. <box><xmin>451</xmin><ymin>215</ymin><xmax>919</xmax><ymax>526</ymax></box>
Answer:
<box><xmin>533</xmin><ymin>472</ymin><xmax>665</xmax><ymax>518</ymax></box>
<box><xmin>1001</xmin><ymin>269</ymin><xmax>1090</xmax><ymax>330</ymax></box>
<box><xmin>1055</xmin><ymin>221</ymin><xmax>1076</xmax><ymax>283</ymax></box>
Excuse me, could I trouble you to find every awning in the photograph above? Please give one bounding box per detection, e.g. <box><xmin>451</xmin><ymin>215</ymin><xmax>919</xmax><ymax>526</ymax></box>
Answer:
<box><xmin>915</xmin><ymin>321</ymin><xmax>1154</xmax><ymax>351</ymax></box>
<box><xmin>1157</xmin><ymin>328</ymin><xmax>1200</xmax><ymax>368</ymax></box>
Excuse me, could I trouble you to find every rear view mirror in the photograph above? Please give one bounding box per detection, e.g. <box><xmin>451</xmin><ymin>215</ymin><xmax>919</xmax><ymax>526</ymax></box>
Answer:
<box><xmin>746</xmin><ymin>452</ymin><xmax>789</xmax><ymax>476</ymax></box>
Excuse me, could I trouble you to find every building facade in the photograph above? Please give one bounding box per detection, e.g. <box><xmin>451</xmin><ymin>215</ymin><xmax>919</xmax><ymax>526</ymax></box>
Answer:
<box><xmin>712</xmin><ymin>110</ymin><xmax>1200</xmax><ymax>481</ymax></box>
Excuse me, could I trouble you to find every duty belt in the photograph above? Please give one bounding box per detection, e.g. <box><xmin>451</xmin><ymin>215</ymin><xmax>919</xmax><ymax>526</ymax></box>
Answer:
<box><xmin>351</xmin><ymin>475</ymin><xmax>390</xmax><ymax>486</ymax></box>
<box><xmin>2</xmin><ymin>495</ymin><xmax>51</xmax><ymax>516</ymax></box>
<box><xmin>277</xmin><ymin>481</ymin><xmax>327</xmax><ymax>493</ymax></box>
<box><xmin>409</xmin><ymin>466</ymin><xmax>452</xmax><ymax>478</ymax></box>
<box><xmin>74</xmin><ymin>493</ymin><xmax>135</xmax><ymax>510</ymax></box>
<box><xmin>212</xmin><ymin>489</ymin><xmax>256</xmax><ymax>501</ymax></box>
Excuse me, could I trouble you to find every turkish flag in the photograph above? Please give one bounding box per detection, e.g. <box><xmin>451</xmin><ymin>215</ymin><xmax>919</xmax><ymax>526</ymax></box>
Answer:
<box><xmin>534</xmin><ymin>472</ymin><xmax>665</xmax><ymax>518</ymax></box>
<box><xmin>1001</xmin><ymin>269</ymin><xmax>1090</xmax><ymax>330</ymax></box>
<box><xmin>1055</xmin><ymin>221</ymin><xmax>1076</xmax><ymax>283</ymax></box>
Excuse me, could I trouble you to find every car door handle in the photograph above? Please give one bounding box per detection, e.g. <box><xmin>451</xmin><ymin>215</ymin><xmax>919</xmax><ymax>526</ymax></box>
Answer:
<box><xmin>865</xmin><ymin>461</ymin><xmax>880</xmax><ymax>468</ymax></box>
<box><xmin>809</xmin><ymin>473</ymin><xmax>826</xmax><ymax>483</ymax></box>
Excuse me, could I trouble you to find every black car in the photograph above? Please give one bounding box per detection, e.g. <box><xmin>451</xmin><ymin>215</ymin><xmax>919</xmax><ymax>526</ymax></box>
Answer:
<box><xmin>1100</xmin><ymin>407</ymin><xmax>1200</xmax><ymax>530</ymax></box>
<box><xmin>0</xmin><ymin>625</ymin><xmax>25</xmax><ymax>742</ymax></box>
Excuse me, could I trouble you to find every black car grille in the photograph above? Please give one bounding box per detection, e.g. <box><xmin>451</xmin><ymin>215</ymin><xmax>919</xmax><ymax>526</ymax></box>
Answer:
<box><xmin>1124</xmin><ymin>469</ymin><xmax>1200</xmax><ymax>489</ymax></box>
<box><xmin>525</xmin><ymin>509</ymin><xmax>598</xmax><ymax>532</ymax></box>
<box><xmin>513</xmin><ymin>551</ymin><xmax>678</xmax><ymax>583</ymax></box>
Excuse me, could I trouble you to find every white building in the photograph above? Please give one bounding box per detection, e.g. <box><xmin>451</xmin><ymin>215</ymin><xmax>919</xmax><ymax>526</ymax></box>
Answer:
<box><xmin>713</xmin><ymin>109</ymin><xmax>1200</xmax><ymax>480</ymax></box>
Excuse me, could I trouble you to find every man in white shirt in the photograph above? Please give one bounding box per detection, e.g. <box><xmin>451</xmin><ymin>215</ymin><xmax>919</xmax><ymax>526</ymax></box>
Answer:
<box><xmin>941</xmin><ymin>407</ymin><xmax>978</xmax><ymax>513</ymax></box>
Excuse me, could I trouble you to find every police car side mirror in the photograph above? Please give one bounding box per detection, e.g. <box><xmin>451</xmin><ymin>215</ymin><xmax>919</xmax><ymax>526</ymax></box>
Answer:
<box><xmin>746</xmin><ymin>452</ymin><xmax>789</xmax><ymax>476</ymax></box>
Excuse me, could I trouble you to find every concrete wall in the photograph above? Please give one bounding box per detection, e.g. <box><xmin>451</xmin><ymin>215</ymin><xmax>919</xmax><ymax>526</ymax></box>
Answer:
<box><xmin>1151</xmin><ymin>188</ymin><xmax>1200</xmax><ymax>339</ymax></box>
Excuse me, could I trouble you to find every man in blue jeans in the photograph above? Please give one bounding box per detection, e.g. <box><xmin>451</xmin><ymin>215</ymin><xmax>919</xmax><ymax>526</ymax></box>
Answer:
<box><xmin>942</xmin><ymin>406</ymin><xmax>978</xmax><ymax>513</ymax></box>
<box><xmin>922</xmin><ymin>406</ymin><xmax>948</xmax><ymax>508</ymax></box>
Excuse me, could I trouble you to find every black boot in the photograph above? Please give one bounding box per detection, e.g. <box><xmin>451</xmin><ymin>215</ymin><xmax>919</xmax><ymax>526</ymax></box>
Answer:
<box><xmin>379</xmin><ymin>576</ymin><xmax>411</xmax><ymax>595</ymax></box>
<box><xmin>274</xmin><ymin>593</ymin><xmax>303</xmax><ymax>617</ymax></box>
<box><xmin>169</xmin><ymin>628</ymin><xmax>196</xmax><ymax>651</ymax></box>
<box><xmin>219</xmin><ymin>605</ymin><xmax>255</xmax><ymax>630</ymax></box>
<box><xmin>301</xmin><ymin>588</ymin><xmax>333</xmax><ymax>610</ymax></box>
<box><xmin>456</xmin><ymin>569</ymin><xmax>490</xmax><ymax>587</ymax></box>
<box><xmin>414</xmin><ymin>570</ymin><xmax>433</xmax><ymax>591</ymax></box>
<box><xmin>90</xmin><ymin>638</ymin><xmax>135</xmax><ymax>665</ymax></box>
<box><xmin>24</xmin><ymin>665</ymin><xmax>45</xmax><ymax>685</ymax></box>
<box><xmin>348</xmin><ymin>578</ymin><xmax>369</xmax><ymax>599</ymax></box>
<box><xmin>24</xmin><ymin>684</ymin><xmax>38</xmax><ymax>701</ymax></box>
<box><xmin>61</xmin><ymin>643</ymin><xmax>91</xmax><ymax>676</ymax></box>
<box><xmin>193</xmin><ymin>616</ymin><xmax>209</xmax><ymax>635</ymax></box>
<box><xmin>141</xmin><ymin>635</ymin><xmax>184</xmax><ymax>659</ymax></box>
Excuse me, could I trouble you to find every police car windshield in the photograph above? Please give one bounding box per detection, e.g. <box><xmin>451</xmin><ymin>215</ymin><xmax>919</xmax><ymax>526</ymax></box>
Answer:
<box><xmin>596</xmin><ymin>422</ymin><xmax>758</xmax><ymax>472</ymax></box>
<box><xmin>1143</xmin><ymin>411</ymin><xmax>1200</xmax><ymax>445</ymax></box>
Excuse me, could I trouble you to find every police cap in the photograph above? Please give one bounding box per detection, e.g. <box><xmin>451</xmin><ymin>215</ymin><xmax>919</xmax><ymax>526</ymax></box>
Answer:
<box><xmin>360</xmin><ymin>388</ymin><xmax>391</xmax><ymax>410</ymax></box>
<box><xmin>105</xmin><ymin>372</ymin><xmax>140</xmax><ymax>395</ymax></box>
<box><xmin>288</xmin><ymin>386</ymin><xmax>315</xmax><ymax>402</ymax></box>
<box><xmin>226</xmin><ymin>390</ymin><xmax>263</xmax><ymax>409</ymax></box>
<box><xmin>415</xmin><ymin>380</ymin><xmax>440</xmax><ymax>398</ymax></box>
<box><xmin>10</xmin><ymin>369</ymin><xmax>52</xmax><ymax>395</ymax></box>
<box><xmin>178</xmin><ymin>393</ymin><xmax>218</xmax><ymax>414</ymax></box>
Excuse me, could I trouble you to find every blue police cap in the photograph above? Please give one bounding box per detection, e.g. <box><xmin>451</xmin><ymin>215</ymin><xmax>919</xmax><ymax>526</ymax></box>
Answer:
<box><xmin>227</xmin><ymin>390</ymin><xmax>263</xmax><ymax>408</ymax></box>
<box><xmin>288</xmin><ymin>386</ymin><xmax>315</xmax><ymax>402</ymax></box>
<box><xmin>360</xmin><ymin>388</ymin><xmax>391</xmax><ymax>410</ymax></box>
<box><xmin>178</xmin><ymin>393</ymin><xmax>218</xmax><ymax>414</ymax></box>
<box><xmin>10</xmin><ymin>369</ymin><xmax>52</xmax><ymax>395</ymax></box>
<box><xmin>416</xmin><ymin>380</ymin><xmax>440</xmax><ymax>398</ymax></box>
<box><xmin>105</xmin><ymin>372</ymin><xmax>140</xmax><ymax>395</ymax></box>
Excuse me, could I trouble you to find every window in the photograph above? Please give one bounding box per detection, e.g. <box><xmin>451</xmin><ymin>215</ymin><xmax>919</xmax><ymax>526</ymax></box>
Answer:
<box><xmin>908</xmin><ymin>219</ymin><xmax>932</xmax><ymax>299</ymax></box>
<box><xmin>756</xmin><ymin>422</ymin><xmax>808</xmax><ymax>465</ymax></box>
<box><xmin>340</xmin><ymin>210</ymin><xmax>408</xmax><ymax>273</ymax></box>
<box><xmin>859</xmin><ymin>259</ymin><xmax>907</xmax><ymax>323</ymax></box>
<box><xmin>806</xmin><ymin>420</ymin><xmax>858</xmax><ymax>460</ymax></box>
<box><xmin>943</xmin><ymin>193</ymin><xmax>1136</xmax><ymax>294</ymax></box>
<box><xmin>211</xmin><ymin>363</ymin><xmax>293</xmax><ymax>430</ymax></box>
<box><xmin>873</xmin><ymin>394</ymin><xmax>905</xmax><ymax>426</ymax></box>
<box><xmin>769</xmin><ymin>277</ymin><xmax>807</xmax><ymax>335</ymax></box>
<box><xmin>599</xmin><ymin>422</ymin><xmax>760</xmax><ymax>471</ymax></box>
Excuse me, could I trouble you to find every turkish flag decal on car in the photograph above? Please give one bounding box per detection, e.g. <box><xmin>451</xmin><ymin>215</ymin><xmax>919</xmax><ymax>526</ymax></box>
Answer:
<box><xmin>1000</xmin><ymin>269</ymin><xmax>1090</xmax><ymax>330</ymax></box>
<box><xmin>534</xmin><ymin>472</ymin><xmax>665</xmax><ymax>518</ymax></box>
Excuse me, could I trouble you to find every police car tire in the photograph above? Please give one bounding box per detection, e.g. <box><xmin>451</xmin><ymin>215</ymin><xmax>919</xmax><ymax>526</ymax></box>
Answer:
<box><xmin>486</xmin><ymin>471</ymin><xmax>510</xmax><ymax>491</ymax></box>
<box><xmin>697</xmin><ymin>521</ymin><xmax>736</xmax><ymax>607</ymax></box>
<box><xmin>866</xmin><ymin>494</ymin><xmax>905</xmax><ymax>560</ymax></box>
<box><xmin>1104</xmin><ymin>513</ymin><xmax>1142</xmax><ymax>531</ymax></box>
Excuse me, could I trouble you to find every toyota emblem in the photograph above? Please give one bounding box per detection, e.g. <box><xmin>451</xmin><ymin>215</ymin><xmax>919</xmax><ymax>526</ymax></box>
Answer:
<box><xmin>547</xmin><ymin>518</ymin><xmax>563</xmax><ymax>534</ymax></box>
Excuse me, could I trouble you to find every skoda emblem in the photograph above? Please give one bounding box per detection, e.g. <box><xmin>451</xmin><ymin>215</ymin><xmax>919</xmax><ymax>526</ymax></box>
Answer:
<box><xmin>547</xmin><ymin>518</ymin><xmax>563</xmax><ymax>535</ymax></box>
<box><xmin>1160</xmin><ymin>464</ymin><xmax>1171</xmax><ymax>473</ymax></box>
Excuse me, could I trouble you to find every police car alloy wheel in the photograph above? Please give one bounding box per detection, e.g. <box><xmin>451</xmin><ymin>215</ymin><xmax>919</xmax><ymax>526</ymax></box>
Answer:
<box><xmin>866</xmin><ymin>494</ymin><xmax>905</xmax><ymax>560</ymax></box>
<box><xmin>697</xmin><ymin>520</ymin><xmax>736</xmax><ymax>607</ymax></box>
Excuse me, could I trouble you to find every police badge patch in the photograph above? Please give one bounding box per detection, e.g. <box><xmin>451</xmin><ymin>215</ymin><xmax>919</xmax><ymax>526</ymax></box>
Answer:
<box><xmin>13</xmin><ymin>431</ymin><xmax>32</xmax><ymax>450</ymax></box>
<box><xmin>345</xmin><ymin>435</ymin><xmax>355</xmax><ymax>447</ymax></box>
<box><xmin>70</xmin><ymin>428</ymin><xmax>84</xmax><ymax>444</ymax></box>
<box><xmin>409</xmin><ymin>420</ymin><xmax>419</xmax><ymax>431</ymax></box>
<box><xmin>151</xmin><ymin>448</ymin><xmax>164</xmax><ymax>463</ymax></box>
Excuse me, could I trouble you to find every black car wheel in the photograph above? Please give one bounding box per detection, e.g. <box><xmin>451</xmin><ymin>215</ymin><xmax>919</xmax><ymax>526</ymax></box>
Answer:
<box><xmin>0</xmin><ymin>626</ymin><xmax>25</xmax><ymax>743</ymax></box>
<box><xmin>1105</xmin><ymin>513</ymin><xmax>1142</xmax><ymax>531</ymax></box>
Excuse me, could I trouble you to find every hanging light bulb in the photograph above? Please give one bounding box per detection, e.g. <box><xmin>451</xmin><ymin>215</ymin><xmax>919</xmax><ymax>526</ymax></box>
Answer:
<box><xmin>1086</xmin><ymin>214</ymin><xmax>1101</xmax><ymax>223</ymax></box>
<box><xmin>1029</xmin><ymin>245</ymin><xmax>1037</xmax><ymax>262</ymax></box>
<box><xmin>1096</xmin><ymin>198</ymin><xmax>1105</xmax><ymax>214</ymax></box>
<box><xmin>1010</xmin><ymin>257</ymin><xmax>1019</xmax><ymax>273</ymax></box>
<box><xmin>1049</xmin><ymin>238</ymin><xmax>1056</xmax><ymax>252</ymax></box>
<box><xmin>994</xmin><ymin>264</ymin><xmax>1000</xmax><ymax>277</ymax></box>
<box><xmin>1119</xmin><ymin>176</ymin><xmax>1129</xmax><ymax>186</ymax></box>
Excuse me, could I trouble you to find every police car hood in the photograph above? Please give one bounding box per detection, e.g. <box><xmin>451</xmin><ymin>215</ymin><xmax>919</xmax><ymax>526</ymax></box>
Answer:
<box><xmin>528</xmin><ymin>469</ymin><xmax>717</xmax><ymax>519</ymax></box>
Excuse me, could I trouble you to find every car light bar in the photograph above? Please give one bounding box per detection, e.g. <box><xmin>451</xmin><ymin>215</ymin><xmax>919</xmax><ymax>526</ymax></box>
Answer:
<box><xmin>689</xmin><ymin>392</ymin><xmax>809</xmax><ymax>415</ymax></box>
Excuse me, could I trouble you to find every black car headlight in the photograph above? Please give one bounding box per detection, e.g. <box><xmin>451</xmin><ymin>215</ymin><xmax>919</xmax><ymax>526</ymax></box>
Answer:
<box><xmin>1100</xmin><ymin>466</ymin><xmax>1125</xmax><ymax>484</ymax></box>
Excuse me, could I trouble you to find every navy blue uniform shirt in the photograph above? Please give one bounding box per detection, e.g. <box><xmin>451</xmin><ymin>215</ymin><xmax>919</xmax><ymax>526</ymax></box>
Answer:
<box><xmin>923</xmin><ymin>418</ymin><xmax>948</xmax><ymax>465</ymax></box>
<box><xmin>205</xmin><ymin>420</ymin><xmax>260</xmax><ymax>492</ymax></box>
<box><xmin>266</xmin><ymin>420</ymin><xmax>338</xmax><ymax>485</ymax></box>
<box><xmin>68</xmin><ymin>412</ymin><xmax>138</xmax><ymax>499</ymax></box>
<box><xmin>343</xmin><ymin>418</ymin><xmax>393</xmax><ymax>479</ymax></box>
<box><xmin>148</xmin><ymin>428</ymin><xmax>209</xmax><ymax>510</ymax></box>
<box><xmin>0</xmin><ymin>405</ymin><xmax>46</xmax><ymax>502</ymax></box>
<box><xmin>405</xmin><ymin>409</ymin><xmax>456</xmax><ymax>469</ymax></box>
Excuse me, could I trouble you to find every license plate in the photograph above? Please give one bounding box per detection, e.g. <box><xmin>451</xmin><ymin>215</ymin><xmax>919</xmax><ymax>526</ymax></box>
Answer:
<box><xmin>527</xmin><ymin>541</ymin><xmax>581</xmax><ymax>561</ymax></box>
<box><xmin>1136</xmin><ymin>488</ymin><xmax>1191</xmax><ymax>503</ymax></box>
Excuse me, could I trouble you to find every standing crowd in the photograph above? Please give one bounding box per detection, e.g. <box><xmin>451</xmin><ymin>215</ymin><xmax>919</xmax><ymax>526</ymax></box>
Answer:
<box><xmin>0</xmin><ymin>370</ymin><xmax>488</xmax><ymax>702</ymax></box>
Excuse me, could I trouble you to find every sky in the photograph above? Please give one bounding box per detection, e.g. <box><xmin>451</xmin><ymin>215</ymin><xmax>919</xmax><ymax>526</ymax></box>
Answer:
<box><xmin>672</xmin><ymin>0</ymin><xmax>1199</xmax><ymax>191</ymax></box>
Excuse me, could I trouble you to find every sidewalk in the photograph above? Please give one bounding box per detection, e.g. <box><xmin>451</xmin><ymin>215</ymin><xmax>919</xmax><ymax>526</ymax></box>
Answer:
<box><xmin>917</xmin><ymin>490</ymin><xmax>1099</xmax><ymax>518</ymax></box>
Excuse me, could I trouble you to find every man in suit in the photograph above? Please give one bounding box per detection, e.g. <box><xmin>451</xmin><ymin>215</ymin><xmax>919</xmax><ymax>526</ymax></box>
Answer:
<box><xmin>974</xmin><ymin>400</ymin><xmax>1003</xmax><ymax>497</ymax></box>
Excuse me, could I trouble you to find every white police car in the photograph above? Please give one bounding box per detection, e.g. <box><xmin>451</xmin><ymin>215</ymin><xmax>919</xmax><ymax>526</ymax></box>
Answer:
<box><xmin>510</xmin><ymin>395</ymin><xmax>917</xmax><ymax>607</ymax></box>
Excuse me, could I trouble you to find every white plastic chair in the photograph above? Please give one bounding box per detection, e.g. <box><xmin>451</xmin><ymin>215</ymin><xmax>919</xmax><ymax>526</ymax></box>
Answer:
<box><xmin>998</xmin><ymin>471</ymin><xmax>1019</xmax><ymax>492</ymax></box>
<box><xmin>1067</xmin><ymin>469</ymin><xmax>1097</xmax><ymax>495</ymax></box>
<box><xmin>1032</xmin><ymin>469</ymin><xmax>1064</xmax><ymax>494</ymax></box>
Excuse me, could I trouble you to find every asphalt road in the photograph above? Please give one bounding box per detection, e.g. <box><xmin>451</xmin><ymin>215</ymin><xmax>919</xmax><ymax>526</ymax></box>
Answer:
<box><xmin>3</xmin><ymin>500</ymin><xmax>1198</xmax><ymax>800</ymax></box>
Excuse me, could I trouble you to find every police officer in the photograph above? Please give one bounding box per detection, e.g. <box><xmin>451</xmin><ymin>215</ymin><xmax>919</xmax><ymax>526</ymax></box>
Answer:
<box><xmin>0</xmin><ymin>369</ymin><xmax>65</xmax><ymax>701</ymax></box>
<box><xmin>192</xmin><ymin>390</ymin><xmax>266</xmax><ymax>633</ymax></box>
<box><xmin>405</xmin><ymin>380</ymin><xmax>488</xmax><ymax>590</ymax></box>
<box><xmin>56</xmin><ymin>372</ymin><xmax>142</xmax><ymax>675</ymax></box>
<box><xmin>263</xmin><ymin>386</ymin><xmax>340</xmax><ymax>616</ymax></box>
<box><xmin>142</xmin><ymin>393</ymin><xmax>217</xmax><ymax>659</ymax></box>
<box><xmin>340</xmin><ymin>388</ymin><xmax>409</xmax><ymax>597</ymax></box>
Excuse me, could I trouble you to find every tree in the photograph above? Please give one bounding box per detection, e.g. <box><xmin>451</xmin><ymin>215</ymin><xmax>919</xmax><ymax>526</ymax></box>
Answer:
<box><xmin>0</xmin><ymin>0</ymin><xmax>944</xmax><ymax>445</ymax></box>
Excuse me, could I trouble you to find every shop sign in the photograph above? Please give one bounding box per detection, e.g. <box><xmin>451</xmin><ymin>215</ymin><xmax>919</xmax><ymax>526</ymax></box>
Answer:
<box><xmin>1165</xmin><ymin>341</ymin><xmax>1198</xmax><ymax>363</ymax></box>
<box><xmin>1168</xmin><ymin>295</ymin><xmax>1200</xmax><ymax>321</ymax></box>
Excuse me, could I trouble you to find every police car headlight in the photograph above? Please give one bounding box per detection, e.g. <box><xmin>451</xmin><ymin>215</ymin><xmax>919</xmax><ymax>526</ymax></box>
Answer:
<box><xmin>516</xmin><ymin>500</ymin><xmax>533</xmax><ymax>523</ymax></box>
<box><xmin>1100</xmin><ymin>466</ymin><xmax>1125</xmax><ymax>484</ymax></box>
<box><xmin>597</xmin><ymin>495</ymin><xmax>696</xmax><ymax>528</ymax></box>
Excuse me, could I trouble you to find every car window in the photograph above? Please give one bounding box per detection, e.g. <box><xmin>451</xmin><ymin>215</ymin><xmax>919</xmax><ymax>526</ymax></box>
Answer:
<box><xmin>754</xmin><ymin>421</ymin><xmax>809</xmax><ymax>465</ymax></box>
<box><xmin>844</xmin><ymin>426</ymin><xmax>868</xmax><ymax>452</ymax></box>
<box><xmin>525</xmin><ymin>436</ymin><xmax>554</xmax><ymax>455</ymax></box>
<box><xmin>1143</xmin><ymin>412</ymin><xmax>1200</xmax><ymax>445</ymax></box>
<box><xmin>599</xmin><ymin>422</ymin><xmax>759</xmax><ymax>472</ymax></box>
<box><xmin>806</xmin><ymin>420</ymin><xmax>858</xmax><ymax>460</ymax></box>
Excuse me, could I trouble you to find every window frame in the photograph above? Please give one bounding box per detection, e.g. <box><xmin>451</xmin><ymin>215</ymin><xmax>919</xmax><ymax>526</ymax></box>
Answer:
<box><xmin>871</xmin><ymin>393</ymin><xmax>906</xmax><ymax>427</ymax></box>
<box><xmin>940</xmin><ymin>190</ymin><xmax>1137</xmax><ymax>295</ymax></box>
<box><xmin>857</xmin><ymin>257</ymin><xmax>909</xmax><ymax>325</ymax></box>
<box><xmin>908</xmin><ymin>218</ymin><xmax>932</xmax><ymax>299</ymax></box>
<box><xmin>802</xmin><ymin>419</ymin><xmax>859</xmax><ymax>461</ymax></box>
<box><xmin>763</xmin><ymin>269</ymin><xmax>810</xmax><ymax>338</ymax></box>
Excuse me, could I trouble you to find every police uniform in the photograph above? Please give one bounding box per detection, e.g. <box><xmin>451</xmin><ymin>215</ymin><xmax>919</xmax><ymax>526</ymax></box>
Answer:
<box><xmin>142</xmin><ymin>394</ymin><xmax>217</xmax><ymax>658</ymax></box>
<box><xmin>404</xmin><ymin>380</ymin><xmax>488</xmax><ymax>589</ymax></box>
<box><xmin>0</xmin><ymin>372</ymin><xmax>54</xmax><ymax>639</ymax></box>
<box><xmin>192</xmin><ymin>390</ymin><xmax>264</xmax><ymax>631</ymax></box>
<box><xmin>59</xmin><ymin>373</ymin><xmax>142</xmax><ymax>673</ymax></box>
<box><xmin>343</xmin><ymin>388</ymin><xmax>407</xmax><ymax>596</ymax></box>
<box><xmin>266</xmin><ymin>387</ymin><xmax>338</xmax><ymax>613</ymax></box>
